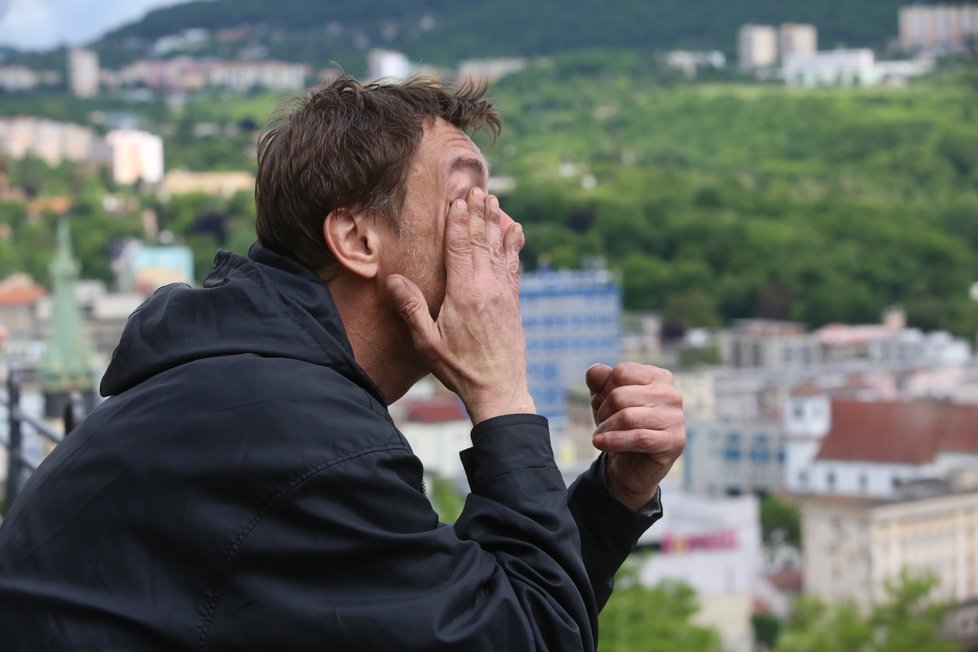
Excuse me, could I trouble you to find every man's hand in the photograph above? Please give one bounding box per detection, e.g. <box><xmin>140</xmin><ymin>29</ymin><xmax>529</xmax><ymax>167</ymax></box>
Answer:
<box><xmin>586</xmin><ymin>363</ymin><xmax>685</xmax><ymax>512</ymax></box>
<box><xmin>387</xmin><ymin>187</ymin><xmax>535</xmax><ymax>425</ymax></box>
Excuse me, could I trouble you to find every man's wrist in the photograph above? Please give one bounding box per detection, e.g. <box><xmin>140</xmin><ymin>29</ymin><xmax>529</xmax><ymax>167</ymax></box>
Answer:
<box><xmin>465</xmin><ymin>393</ymin><xmax>536</xmax><ymax>425</ymax></box>
<box><xmin>599</xmin><ymin>455</ymin><xmax>663</xmax><ymax>516</ymax></box>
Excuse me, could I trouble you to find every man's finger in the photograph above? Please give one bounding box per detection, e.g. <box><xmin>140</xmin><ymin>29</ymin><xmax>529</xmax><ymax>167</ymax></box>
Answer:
<box><xmin>502</xmin><ymin>219</ymin><xmax>523</xmax><ymax>298</ymax></box>
<box><xmin>444</xmin><ymin>199</ymin><xmax>473</xmax><ymax>286</ymax></box>
<box><xmin>387</xmin><ymin>274</ymin><xmax>440</xmax><ymax>360</ymax></box>
<box><xmin>485</xmin><ymin>194</ymin><xmax>507</xmax><ymax>284</ymax></box>
<box><xmin>585</xmin><ymin>363</ymin><xmax>614</xmax><ymax>396</ymax></box>
<box><xmin>592</xmin><ymin>427</ymin><xmax>685</xmax><ymax>456</ymax></box>
<box><xmin>467</xmin><ymin>187</ymin><xmax>492</xmax><ymax>275</ymax></box>
<box><xmin>593</xmin><ymin>405</ymin><xmax>680</xmax><ymax>436</ymax></box>
<box><xmin>593</xmin><ymin>385</ymin><xmax>661</xmax><ymax>425</ymax></box>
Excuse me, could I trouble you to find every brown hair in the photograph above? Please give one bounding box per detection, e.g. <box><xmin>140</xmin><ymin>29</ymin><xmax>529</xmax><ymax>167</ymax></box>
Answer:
<box><xmin>255</xmin><ymin>75</ymin><xmax>500</xmax><ymax>274</ymax></box>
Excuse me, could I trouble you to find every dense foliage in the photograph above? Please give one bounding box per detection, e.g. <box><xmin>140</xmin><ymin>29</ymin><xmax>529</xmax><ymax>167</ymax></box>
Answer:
<box><xmin>599</xmin><ymin>568</ymin><xmax>724</xmax><ymax>652</ymax></box>
<box><xmin>771</xmin><ymin>572</ymin><xmax>956</xmax><ymax>652</ymax></box>
<box><xmin>488</xmin><ymin>56</ymin><xmax>978</xmax><ymax>336</ymax></box>
<box><xmin>2</xmin><ymin>55</ymin><xmax>977</xmax><ymax>337</ymax></box>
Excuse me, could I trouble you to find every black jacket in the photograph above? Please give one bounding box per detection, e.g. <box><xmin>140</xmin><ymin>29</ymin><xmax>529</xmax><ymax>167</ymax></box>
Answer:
<box><xmin>0</xmin><ymin>243</ymin><xmax>657</xmax><ymax>650</ymax></box>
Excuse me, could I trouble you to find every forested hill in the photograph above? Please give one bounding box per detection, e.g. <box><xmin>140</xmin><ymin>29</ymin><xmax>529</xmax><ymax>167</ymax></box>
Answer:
<box><xmin>98</xmin><ymin>0</ymin><xmax>949</xmax><ymax>67</ymax></box>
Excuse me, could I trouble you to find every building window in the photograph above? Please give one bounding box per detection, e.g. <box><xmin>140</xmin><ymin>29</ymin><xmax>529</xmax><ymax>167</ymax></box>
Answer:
<box><xmin>859</xmin><ymin>474</ymin><xmax>868</xmax><ymax>493</ymax></box>
<box><xmin>827</xmin><ymin>471</ymin><xmax>836</xmax><ymax>490</ymax></box>
<box><xmin>750</xmin><ymin>434</ymin><xmax>771</xmax><ymax>463</ymax></box>
<box><xmin>724</xmin><ymin>432</ymin><xmax>742</xmax><ymax>462</ymax></box>
<box><xmin>799</xmin><ymin>470</ymin><xmax>808</xmax><ymax>487</ymax></box>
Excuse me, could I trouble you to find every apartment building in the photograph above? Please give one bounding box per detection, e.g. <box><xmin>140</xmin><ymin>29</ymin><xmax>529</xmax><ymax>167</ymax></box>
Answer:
<box><xmin>520</xmin><ymin>268</ymin><xmax>620</xmax><ymax>434</ymax></box>
<box><xmin>68</xmin><ymin>48</ymin><xmax>99</xmax><ymax>98</ymax></box>
<box><xmin>900</xmin><ymin>3</ymin><xmax>978</xmax><ymax>50</ymax></box>
<box><xmin>803</xmin><ymin>476</ymin><xmax>978</xmax><ymax>609</ymax></box>
<box><xmin>738</xmin><ymin>24</ymin><xmax>778</xmax><ymax>69</ymax></box>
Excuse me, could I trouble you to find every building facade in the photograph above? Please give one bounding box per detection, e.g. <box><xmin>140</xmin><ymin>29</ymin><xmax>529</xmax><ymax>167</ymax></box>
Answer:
<box><xmin>738</xmin><ymin>24</ymin><xmax>778</xmax><ymax>69</ymax></box>
<box><xmin>106</xmin><ymin>130</ymin><xmax>164</xmax><ymax>185</ymax></box>
<box><xmin>778</xmin><ymin>23</ymin><xmax>818</xmax><ymax>60</ymax></box>
<box><xmin>803</xmin><ymin>482</ymin><xmax>978</xmax><ymax>610</ymax></box>
<box><xmin>636</xmin><ymin>484</ymin><xmax>761</xmax><ymax>652</ymax></box>
<box><xmin>520</xmin><ymin>269</ymin><xmax>620</xmax><ymax>433</ymax></box>
<box><xmin>68</xmin><ymin>48</ymin><xmax>99</xmax><ymax>98</ymax></box>
<box><xmin>900</xmin><ymin>3</ymin><xmax>978</xmax><ymax>51</ymax></box>
<box><xmin>785</xmin><ymin>393</ymin><xmax>978</xmax><ymax>497</ymax></box>
<box><xmin>782</xmin><ymin>49</ymin><xmax>879</xmax><ymax>87</ymax></box>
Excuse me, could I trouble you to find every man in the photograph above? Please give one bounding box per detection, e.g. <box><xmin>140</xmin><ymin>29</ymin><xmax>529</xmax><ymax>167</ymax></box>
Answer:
<box><xmin>0</xmin><ymin>76</ymin><xmax>684</xmax><ymax>650</ymax></box>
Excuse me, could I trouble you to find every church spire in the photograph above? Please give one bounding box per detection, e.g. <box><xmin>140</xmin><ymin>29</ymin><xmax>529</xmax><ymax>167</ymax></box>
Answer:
<box><xmin>40</xmin><ymin>218</ymin><xmax>95</xmax><ymax>418</ymax></box>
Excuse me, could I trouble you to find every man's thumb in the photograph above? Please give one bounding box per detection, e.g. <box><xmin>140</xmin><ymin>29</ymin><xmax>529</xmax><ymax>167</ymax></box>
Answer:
<box><xmin>585</xmin><ymin>363</ymin><xmax>614</xmax><ymax>395</ymax></box>
<box><xmin>387</xmin><ymin>275</ymin><xmax>435</xmax><ymax>343</ymax></box>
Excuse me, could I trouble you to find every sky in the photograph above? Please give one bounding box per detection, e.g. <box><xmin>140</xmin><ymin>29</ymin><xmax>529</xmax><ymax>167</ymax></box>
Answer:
<box><xmin>0</xmin><ymin>0</ymin><xmax>186</xmax><ymax>51</ymax></box>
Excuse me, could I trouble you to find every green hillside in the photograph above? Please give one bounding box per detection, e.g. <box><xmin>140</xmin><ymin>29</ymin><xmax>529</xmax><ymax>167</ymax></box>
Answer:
<box><xmin>95</xmin><ymin>0</ymin><xmax>959</xmax><ymax>71</ymax></box>
<box><xmin>2</xmin><ymin>53</ymin><xmax>976</xmax><ymax>336</ymax></box>
<box><xmin>487</xmin><ymin>55</ymin><xmax>978</xmax><ymax>334</ymax></box>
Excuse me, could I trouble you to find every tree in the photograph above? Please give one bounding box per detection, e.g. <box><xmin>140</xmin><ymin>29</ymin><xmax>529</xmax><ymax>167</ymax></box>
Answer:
<box><xmin>773</xmin><ymin>572</ymin><xmax>956</xmax><ymax>652</ymax></box>
<box><xmin>599</xmin><ymin>564</ymin><xmax>723</xmax><ymax>652</ymax></box>
<box><xmin>760</xmin><ymin>495</ymin><xmax>801</xmax><ymax>548</ymax></box>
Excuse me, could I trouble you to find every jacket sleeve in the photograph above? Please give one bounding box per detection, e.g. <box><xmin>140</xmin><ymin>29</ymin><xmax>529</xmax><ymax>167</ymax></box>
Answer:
<box><xmin>567</xmin><ymin>456</ymin><xmax>662</xmax><ymax>610</ymax></box>
<box><xmin>203</xmin><ymin>414</ymin><xmax>599</xmax><ymax>652</ymax></box>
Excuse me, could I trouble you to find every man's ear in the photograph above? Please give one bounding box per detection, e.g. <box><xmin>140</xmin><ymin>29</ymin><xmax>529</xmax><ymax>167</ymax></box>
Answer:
<box><xmin>323</xmin><ymin>208</ymin><xmax>382</xmax><ymax>279</ymax></box>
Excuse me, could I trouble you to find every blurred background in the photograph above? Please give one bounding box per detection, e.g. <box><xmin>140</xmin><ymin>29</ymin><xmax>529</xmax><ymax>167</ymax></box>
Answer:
<box><xmin>0</xmin><ymin>1</ymin><xmax>976</xmax><ymax>650</ymax></box>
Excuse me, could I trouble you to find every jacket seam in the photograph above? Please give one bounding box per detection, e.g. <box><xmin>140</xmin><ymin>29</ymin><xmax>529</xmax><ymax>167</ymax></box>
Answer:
<box><xmin>468</xmin><ymin>463</ymin><xmax>559</xmax><ymax>493</ymax></box>
<box><xmin>195</xmin><ymin>442</ymin><xmax>414</xmax><ymax>651</ymax></box>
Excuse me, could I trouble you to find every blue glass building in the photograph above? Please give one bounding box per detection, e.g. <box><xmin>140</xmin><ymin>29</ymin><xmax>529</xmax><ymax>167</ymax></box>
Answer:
<box><xmin>520</xmin><ymin>269</ymin><xmax>621</xmax><ymax>432</ymax></box>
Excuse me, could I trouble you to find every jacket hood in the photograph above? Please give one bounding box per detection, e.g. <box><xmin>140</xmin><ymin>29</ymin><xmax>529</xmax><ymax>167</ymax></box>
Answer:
<box><xmin>100</xmin><ymin>242</ymin><xmax>384</xmax><ymax>402</ymax></box>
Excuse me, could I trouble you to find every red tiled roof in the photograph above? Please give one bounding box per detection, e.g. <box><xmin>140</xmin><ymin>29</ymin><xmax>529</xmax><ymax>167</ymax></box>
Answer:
<box><xmin>765</xmin><ymin>568</ymin><xmax>803</xmax><ymax>593</ymax></box>
<box><xmin>790</xmin><ymin>380</ymin><xmax>822</xmax><ymax>397</ymax></box>
<box><xmin>0</xmin><ymin>286</ymin><xmax>45</xmax><ymax>305</ymax></box>
<box><xmin>816</xmin><ymin>400</ymin><xmax>978</xmax><ymax>464</ymax></box>
<box><xmin>402</xmin><ymin>396</ymin><xmax>467</xmax><ymax>424</ymax></box>
<box><xmin>0</xmin><ymin>275</ymin><xmax>46</xmax><ymax>306</ymax></box>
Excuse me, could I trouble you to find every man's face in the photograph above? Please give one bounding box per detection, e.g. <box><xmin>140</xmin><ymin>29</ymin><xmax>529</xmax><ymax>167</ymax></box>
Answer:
<box><xmin>382</xmin><ymin>118</ymin><xmax>515</xmax><ymax>316</ymax></box>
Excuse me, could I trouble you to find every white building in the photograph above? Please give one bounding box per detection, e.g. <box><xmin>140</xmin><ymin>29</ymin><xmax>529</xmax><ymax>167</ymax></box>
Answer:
<box><xmin>782</xmin><ymin>48</ymin><xmax>879</xmax><ymax>87</ymax></box>
<box><xmin>111</xmin><ymin>58</ymin><xmax>308</xmax><ymax>92</ymax></box>
<box><xmin>900</xmin><ymin>3</ymin><xmax>978</xmax><ymax>51</ymax></box>
<box><xmin>664</xmin><ymin>51</ymin><xmax>726</xmax><ymax>78</ymax></box>
<box><xmin>457</xmin><ymin>58</ymin><xmax>528</xmax><ymax>84</ymax></box>
<box><xmin>106</xmin><ymin>130</ymin><xmax>164</xmax><ymax>185</ymax></box>
<box><xmin>208</xmin><ymin>60</ymin><xmax>309</xmax><ymax>92</ymax></box>
<box><xmin>636</xmin><ymin>483</ymin><xmax>761</xmax><ymax>652</ymax></box>
<box><xmin>367</xmin><ymin>49</ymin><xmax>411</xmax><ymax>82</ymax></box>
<box><xmin>784</xmin><ymin>388</ymin><xmax>978</xmax><ymax>497</ymax></box>
<box><xmin>738</xmin><ymin>24</ymin><xmax>778</xmax><ymax>69</ymax></box>
<box><xmin>684</xmin><ymin>417</ymin><xmax>784</xmax><ymax>497</ymax></box>
<box><xmin>803</xmin><ymin>478</ymin><xmax>978</xmax><ymax>610</ymax></box>
<box><xmin>778</xmin><ymin>23</ymin><xmax>817</xmax><ymax>61</ymax></box>
<box><xmin>0</xmin><ymin>117</ymin><xmax>101</xmax><ymax>167</ymax></box>
<box><xmin>68</xmin><ymin>48</ymin><xmax>99</xmax><ymax>98</ymax></box>
<box><xmin>0</xmin><ymin>66</ymin><xmax>38</xmax><ymax>92</ymax></box>
<box><xmin>392</xmin><ymin>394</ymin><xmax>472</xmax><ymax>480</ymax></box>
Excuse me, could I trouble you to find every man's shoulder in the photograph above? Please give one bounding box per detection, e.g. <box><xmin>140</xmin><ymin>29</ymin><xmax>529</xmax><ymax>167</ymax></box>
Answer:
<box><xmin>96</xmin><ymin>352</ymin><xmax>402</xmax><ymax>466</ymax></box>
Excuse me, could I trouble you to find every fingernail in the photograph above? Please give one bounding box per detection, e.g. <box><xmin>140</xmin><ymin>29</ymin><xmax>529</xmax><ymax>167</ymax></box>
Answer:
<box><xmin>472</xmin><ymin>187</ymin><xmax>485</xmax><ymax>201</ymax></box>
<box><xmin>592</xmin><ymin>433</ymin><xmax>605</xmax><ymax>446</ymax></box>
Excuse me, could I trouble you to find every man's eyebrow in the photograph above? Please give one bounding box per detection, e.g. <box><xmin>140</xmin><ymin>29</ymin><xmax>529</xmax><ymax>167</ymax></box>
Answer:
<box><xmin>449</xmin><ymin>156</ymin><xmax>490</xmax><ymax>179</ymax></box>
